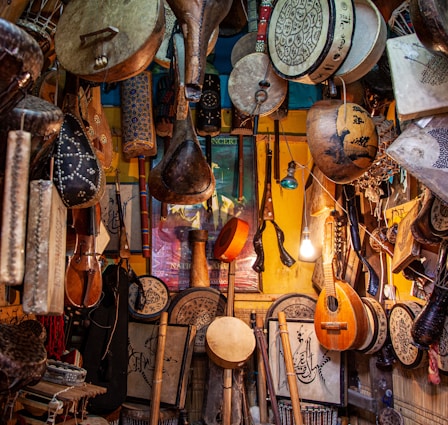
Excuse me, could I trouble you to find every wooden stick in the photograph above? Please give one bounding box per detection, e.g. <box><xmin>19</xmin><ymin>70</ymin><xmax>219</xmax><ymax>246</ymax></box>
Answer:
<box><xmin>255</xmin><ymin>315</ymin><xmax>268</xmax><ymax>424</ymax></box>
<box><xmin>277</xmin><ymin>312</ymin><xmax>303</xmax><ymax>425</ymax></box>
<box><xmin>149</xmin><ymin>311</ymin><xmax>168</xmax><ymax>425</ymax></box>
<box><xmin>138</xmin><ymin>155</ymin><xmax>151</xmax><ymax>258</ymax></box>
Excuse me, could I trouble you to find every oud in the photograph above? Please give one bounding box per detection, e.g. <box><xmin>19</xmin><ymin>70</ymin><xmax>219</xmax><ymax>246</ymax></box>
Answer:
<box><xmin>314</xmin><ymin>212</ymin><xmax>368</xmax><ymax>351</ymax></box>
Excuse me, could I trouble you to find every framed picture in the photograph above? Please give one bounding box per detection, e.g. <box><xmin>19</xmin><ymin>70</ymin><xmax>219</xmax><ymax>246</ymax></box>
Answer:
<box><xmin>100</xmin><ymin>183</ymin><xmax>142</xmax><ymax>254</ymax></box>
<box><xmin>151</xmin><ymin>135</ymin><xmax>260</xmax><ymax>292</ymax></box>
<box><xmin>127</xmin><ymin>321</ymin><xmax>196</xmax><ymax>408</ymax></box>
<box><xmin>268</xmin><ymin>318</ymin><xmax>346</xmax><ymax>406</ymax></box>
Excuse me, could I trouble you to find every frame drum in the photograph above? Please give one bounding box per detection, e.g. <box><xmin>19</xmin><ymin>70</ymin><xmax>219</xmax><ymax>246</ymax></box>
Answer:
<box><xmin>54</xmin><ymin>0</ymin><xmax>165</xmax><ymax>82</ymax></box>
<box><xmin>168</xmin><ymin>287</ymin><xmax>227</xmax><ymax>353</ymax></box>
<box><xmin>267</xmin><ymin>0</ymin><xmax>354</xmax><ymax>84</ymax></box>
<box><xmin>357</xmin><ymin>297</ymin><xmax>388</xmax><ymax>354</ymax></box>
<box><xmin>334</xmin><ymin>0</ymin><xmax>387</xmax><ymax>85</ymax></box>
<box><xmin>389</xmin><ymin>302</ymin><xmax>427</xmax><ymax>369</ymax></box>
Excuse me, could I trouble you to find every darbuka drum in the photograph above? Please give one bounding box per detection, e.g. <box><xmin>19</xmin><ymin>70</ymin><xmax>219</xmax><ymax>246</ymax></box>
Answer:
<box><xmin>0</xmin><ymin>18</ymin><xmax>44</xmax><ymax>116</ymax></box>
<box><xmin>334</xmin><ymin>0</ymin><xmax>387</xmax><ymax>85</ymax></box>
<box><xmin>306</xmin><ymin>100</ymin><xmax>378</xmax><ymax>184</ymax></box>
<box><xmin>17</xmin><ymin>0</ymin><xmax>65</xmax><ymax>69</ymax></box>
<box><xmin>267</xmin><ymin>0</ymin><xmax>354</xmax><ymax>84</ymax></box>
<box><xmin>154</xmin><ymin>1</ymin><xmax>219</xmax><ymax>69</ymax></box>
<box><xmin>206</xmin><ymin>316</ymin><xmax>256</xmax><ymax>369</ymax></box>
<box><xmin>54</xmin><ymin>0</ymin><xmax>165</xmax><ymax>82</ymax></box>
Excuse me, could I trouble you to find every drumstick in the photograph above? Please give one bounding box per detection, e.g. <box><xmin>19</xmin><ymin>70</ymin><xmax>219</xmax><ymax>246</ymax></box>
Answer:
<box><xmin>277</xmin><ymin>312</ymin><xmax>304</xmax><ymax>425</ymax></box>
<box><xmin>138</xmin><ymin>155</ymin><xmax>151</xmax><ymax>258</ymax></box>
<box><xmin>149</xmin><ymin>311</ymin><xmax>168</xmax><ymax>425</ymax></box>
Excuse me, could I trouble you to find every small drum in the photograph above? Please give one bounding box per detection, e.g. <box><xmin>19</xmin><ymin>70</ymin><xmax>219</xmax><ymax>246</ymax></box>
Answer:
<box><xmin>334</xmin><ymin>0</ymin><xmax>387</xmax><ymax>85</ymax></box>
<box><xmin>228</xmin><ymin>52</ymin><xmax>288</xmax><ymax>117</ymax></box>
<box><xmin>2</xmin><ymin>94</ymin><xmax>64</xmax><ymax>169</ymax></box>
<box><xmin>168</xmin><ymin>287</ymin><xmax>227</xmax><ymax>353</ymax></box>
<box><xmin>357</xmin><ymin>297</ymin><xmax>388</xmax><ymax>355</ymax></box>
<box><xmin>17</xmin><ymin>0</ymin><xmax>65</xmax><ymax>69</ymax></box>
<box><xmin>389</xmin><ymin>302</ymin><xmax>427</xmax><ymax>369</ymax></box>
<box><xmin>0</xmin><ymin>18</ymin><xmax>44</xmax><ymax>116</ymax></box>
<box><xmin>205</xmin><ymin>316</ymin><xmax>256</xmax><ymax>369</ymax></box>
<box><xmin>128</xmin><ymin>274</ymin><xmax>171</xmax><ymax>321</ymax></box>
<box><xmin>267</xmin><ymin>0</ymin><xmax>355</xmax><ymax>84</ymax></box>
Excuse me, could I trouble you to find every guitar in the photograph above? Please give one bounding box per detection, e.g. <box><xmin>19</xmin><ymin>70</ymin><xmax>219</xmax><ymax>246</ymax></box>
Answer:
<box><xmin>314</xmin><ymin>212</ymin><xmax>368</xmax><ymax>351</ymax></box>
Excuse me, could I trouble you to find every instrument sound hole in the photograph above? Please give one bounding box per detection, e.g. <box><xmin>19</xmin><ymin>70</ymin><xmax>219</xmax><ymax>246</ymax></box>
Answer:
<box><xmin>326</xmin><ymin>295</ymin><xmax>339</xmax><ymax>312</ymax></box>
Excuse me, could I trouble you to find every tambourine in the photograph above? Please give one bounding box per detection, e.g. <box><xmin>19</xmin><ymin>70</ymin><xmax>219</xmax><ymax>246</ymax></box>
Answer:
<box><xmin>389</xmin><ymin>302</ymin><xmax>427</xmax><ymax>369</ymax></box>
<box><xmin>128</xmin><ymin>274</ymin><xmax>170</xmax><ymax>321</ymax></box>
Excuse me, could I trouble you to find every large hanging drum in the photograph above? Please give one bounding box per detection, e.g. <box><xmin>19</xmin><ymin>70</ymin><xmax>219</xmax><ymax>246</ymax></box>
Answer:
<box><xmin>306</xmin><ymin>100</ymin><xmax>378</xmax><ymax>184</ymax></box>
<box><xmin>54</xmin><ymin>0</ymin><xmax>165</xmax><ymax>82</ymax></box>
<box><xmin>267</xmin><ymin>0</ymin><xmax>355</xmax><ymax>84</ymax></box>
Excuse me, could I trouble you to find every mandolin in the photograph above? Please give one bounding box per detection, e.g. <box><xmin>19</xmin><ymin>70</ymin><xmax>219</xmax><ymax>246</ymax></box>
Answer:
<box><xmin>314</xmin><ymin>212</ymin><xmax>368</xmax><ymax>351</ymax></box>
<box><xmin>65</xmin><ymin>204</ymin><xmax>102</xmax><ymax>308</ymax></box>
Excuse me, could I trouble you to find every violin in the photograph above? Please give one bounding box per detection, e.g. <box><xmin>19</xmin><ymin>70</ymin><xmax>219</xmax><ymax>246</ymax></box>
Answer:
<box><xmin>65</xmin><ymin>204</ymin><xmax>102</xmax><ymax>308</ymax></box>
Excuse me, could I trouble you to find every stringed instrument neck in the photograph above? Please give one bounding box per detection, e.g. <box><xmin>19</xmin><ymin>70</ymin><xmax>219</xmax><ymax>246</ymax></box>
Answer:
<box><xmin>314</xmin><ymin>212</ymin><xmax>368</xmax><ymax>351</ymax></box>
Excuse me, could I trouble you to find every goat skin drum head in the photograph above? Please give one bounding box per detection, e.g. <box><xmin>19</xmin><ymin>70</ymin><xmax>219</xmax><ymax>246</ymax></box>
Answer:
<box><xmin>306</xmin><ymin>100</ymin><xmax>378</xmax><ymax>183</ymax></box>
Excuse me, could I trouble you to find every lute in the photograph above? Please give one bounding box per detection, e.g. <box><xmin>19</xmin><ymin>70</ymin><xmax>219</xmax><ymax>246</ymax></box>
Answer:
<box><xmin>314</xmin><ymin>212</ymin><xmax>368</xmax><ymax>351</ymax></box>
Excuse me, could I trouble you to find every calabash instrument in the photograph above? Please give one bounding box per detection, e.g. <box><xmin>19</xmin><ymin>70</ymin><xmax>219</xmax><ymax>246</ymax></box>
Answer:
<box><xmin>314</xmin><ymin>212</ymin><xmax>368</xmax><ymax>351</ymax></box>
<box><xmin>389</xmin><ymin>302</ymin><xmax>427</xmax><ymax>369</ymax></box>
<box><xmin>334</xmin><ymin>0</ymin><xmax>387</xmax><ymax>85</ymax></box>
<box><xmin>54</xmin><ymin>0</ymin><xmax>165</xmax><ymax>82</ymax></box>
<box><xmin>409</xmin><ymin>0</ymin><xmax>448</xmax><ymax>58</ymax></box>
<box><xmin>306</xmin><ymin>100</ymin><xmax>378</xmax><ymax>184</ymax></box>
<box><xmin>64</xmin><ymin>205</ymin><xmax>103</xmax><ymax>308</ymax></box>
<box><xmin>0</xmin><ymin>17</ymin><xmax>43</xmax><ymax>116</ymax></box>
<box><xmin>17</xmin><ymin>0</ymin><xmax>65</xmax><ymax>69</ymax></box>
<box><xmin>165</xmin><ymin>0</ymin><xmax>233</xmax><ymax>102</ymax></box>
<box><xmin>148</xmin><ymin>108</ymin><xmax>216</xmax><ymax>205</ymax></box>
<box><xmin>267</xmin><ymin>0</ymin><xmax>354</xmax><ymax>84</ymax></box>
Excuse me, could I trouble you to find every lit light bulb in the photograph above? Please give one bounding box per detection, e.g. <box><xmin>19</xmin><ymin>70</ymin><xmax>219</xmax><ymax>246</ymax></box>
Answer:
<box><xmin>299</xmin><ymin>227</ymin><xmax>315</xmax><ymax>260</ymax></box>
<box><xmin>280</xmin><ymin>161</ymin><xmax>298</xmax><ymax>190</ymax></box>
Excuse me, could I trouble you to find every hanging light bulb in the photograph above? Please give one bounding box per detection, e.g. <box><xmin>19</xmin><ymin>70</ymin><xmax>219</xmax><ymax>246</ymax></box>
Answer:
<box><xmin>299</xmin><ymin>226</ymin><xmax>315</xmax><ymax>260</ymax></box>
<box><xmin>280</xmin><ymin>161</ymin><xmax>298</xmax><ymax>190</ymax></box>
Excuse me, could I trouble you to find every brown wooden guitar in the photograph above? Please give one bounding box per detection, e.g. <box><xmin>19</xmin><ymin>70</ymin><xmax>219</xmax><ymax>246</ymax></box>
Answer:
<box><xmin>314</xmin><ymin>212</ymin><xmax>368</xmax><ymax>351</ymax></box>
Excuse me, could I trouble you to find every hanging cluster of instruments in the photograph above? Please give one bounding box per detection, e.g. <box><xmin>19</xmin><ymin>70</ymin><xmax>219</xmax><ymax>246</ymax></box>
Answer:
<box><xmin>1</xmin><ymin>0</ymin><xmax>448</xmax><ymax>423</ymax></box>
